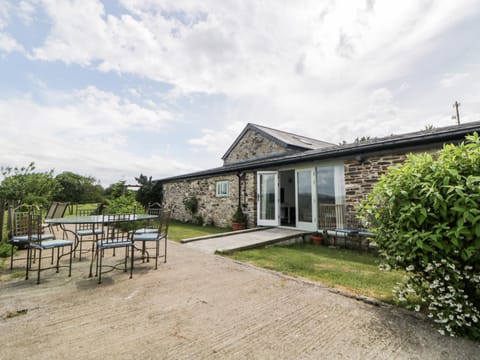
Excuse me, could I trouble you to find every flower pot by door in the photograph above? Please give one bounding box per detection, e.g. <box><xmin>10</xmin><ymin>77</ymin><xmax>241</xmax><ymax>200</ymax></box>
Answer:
<box><xmin>311</xmin><ymin>235</ymin><xmax>323</xmax><ymax>245</ymax></box>
<box><xmin>232</xmin><ymin>222</ymin><xmax>245</xmax><ymax>231</ymax></box>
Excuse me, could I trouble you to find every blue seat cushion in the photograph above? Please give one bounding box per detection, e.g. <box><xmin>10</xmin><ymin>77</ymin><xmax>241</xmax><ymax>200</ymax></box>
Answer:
<box><xmin>133</xmin><ymin>233</ymin><xmax>165</xmax><ymax>241</ymax></box>
<box><xmin>136</xmin><ymin>228</ymin><xmax>158</xmax><ymax>234</ymax></box>
<box><xmin>30</xmin><ymin>239</ymin><xmax>74</xmax><ymax>249</ymax></box>
<box><xmin>12</xmin><ymin>234</ymin><xmax>55</xmax><ymax>242</ymax></box>
<box><xmin>76</xmin><ymin>229</ymin><xmax>104</xmax><ymax>236</ymax></box>
<box><xmin>96</xmin><ymin>240</ymin><xmax>133</xmax><ymax>249</ymax></box>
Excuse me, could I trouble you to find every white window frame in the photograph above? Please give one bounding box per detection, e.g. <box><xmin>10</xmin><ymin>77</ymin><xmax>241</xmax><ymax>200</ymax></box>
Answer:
<box><xmin>216</xmin><ymin>181</ymin><xmax>230</xmax><ymax>197</ymax></box>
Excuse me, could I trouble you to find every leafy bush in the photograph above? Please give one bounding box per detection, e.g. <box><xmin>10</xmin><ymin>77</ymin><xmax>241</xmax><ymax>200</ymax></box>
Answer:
<box><xmin>103</xmin><ymin>195</ymin><xmax>143</xmax><ymax>232</ymax></box>
<box><xmin>0</xmin><ymin>242</ymin><xmax>12</xmax><ymax>258</ymax></box>
<box><xmin>183</xmin><ymin>194</ymin><xmax>199</xmax><ymax>220</ymax></box>
<box><xmin>0</xmin><ymin>162</ymin><xmax>61</xmax><ymax>209</ymax></box>
<box><xmin>359</xmin><ymin>133</ymin><xmax>480</xmax><ymax>339</ymax></box>
<box><xmin>232</xmin><ymin>206</ymin><xmax>247</xmax><ymax>224</ymax></box>
<box><xmin>104</xmin><ymin>195</ymin><xmax>142</xmax><ymax>214</ymax></box>
<box><xmin>135</xmin><ymin>174</ymin><xmax>163</xmax><ymax>208</ymax></box>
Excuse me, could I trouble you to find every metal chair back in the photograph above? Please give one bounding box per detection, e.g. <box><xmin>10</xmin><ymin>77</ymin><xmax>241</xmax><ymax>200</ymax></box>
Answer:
<box><xmin>45</xmin><ymin>202</ymin><xmax>58</xmax><ymax>219</ymax></box>
<box><xmin>52</xmin><ymin>202</ymin><xmax>68</xmax><ymax>218</ymax></box>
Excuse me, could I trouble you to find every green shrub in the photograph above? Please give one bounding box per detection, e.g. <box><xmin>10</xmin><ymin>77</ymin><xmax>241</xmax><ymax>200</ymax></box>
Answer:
<box><xmin>0</xmin><ymin>242</ymin><xmax>12</xmax><ymax>258</ymax></box>
<box><xmin>359</xmin><ymin>133</ymin><xmax>480</xmax><ymax>339</ymax></box>
<box><xmin>104</xmin><ymin>195</ymin><xmax>143</xmax><ymax>232</ymax></box>
<box><xmin>183</xmin><ymin>194</ymin><xmax>199</xmax><ymax>221</ymax></box>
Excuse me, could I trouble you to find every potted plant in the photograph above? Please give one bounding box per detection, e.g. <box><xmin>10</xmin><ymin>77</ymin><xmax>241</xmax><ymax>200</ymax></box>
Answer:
<box><xmin>311</xmin><ymin>232</ymin><xmax>323</xmax><ymax>246</ymax></box>
<box><xmin>231</xmin><ymin>206</ymin><xmax>247</xmax><ymax>231</ymax></box>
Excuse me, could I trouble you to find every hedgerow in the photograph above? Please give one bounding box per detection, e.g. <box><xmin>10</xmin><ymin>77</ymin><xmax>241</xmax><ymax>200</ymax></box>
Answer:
<box><xmin>359</xmin><ymin>133</ymin><xmax>480</xmax><ymax>339</ymax></box>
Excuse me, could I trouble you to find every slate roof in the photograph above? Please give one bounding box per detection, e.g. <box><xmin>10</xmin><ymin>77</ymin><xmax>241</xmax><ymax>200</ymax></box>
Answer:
<box><xmin>221</xmin><ymin>123</ymin><xmax>334</xmax><ymax>160</ymax></box>
<box><xmin>160</xmin><ymin>120</ymin><xmax>480</xmax><ymax>183</ymax></box>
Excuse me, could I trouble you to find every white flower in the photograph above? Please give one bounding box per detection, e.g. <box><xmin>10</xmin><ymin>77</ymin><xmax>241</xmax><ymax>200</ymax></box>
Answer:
<box><xmin>415</xmin><ymin>305</ymin><xmax>421</xmax><ymax>312</ymax></box>
<box><xmin>406</xmin><ymin>265</ymin><xmax>415</xmax><ymax>272</ymax></box>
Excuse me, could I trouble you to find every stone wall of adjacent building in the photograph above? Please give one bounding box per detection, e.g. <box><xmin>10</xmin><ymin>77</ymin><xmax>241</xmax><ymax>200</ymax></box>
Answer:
<box><xmin>224</xmin><ymin>129</ymin><xmax>288</xmax><ymax>165</ymax></box>
<box><xmin>163</xmin><ymin>171</ymin><xmax>257</xmax><ymax>228</ymax></box>
<box><xmin>344</xmin><ymin>152</ymin><xmax>422</xmax><ymax>219</ymax></box>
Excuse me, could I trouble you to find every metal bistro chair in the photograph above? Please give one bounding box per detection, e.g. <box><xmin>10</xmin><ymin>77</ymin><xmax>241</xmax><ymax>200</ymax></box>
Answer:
<box><xmin>94</xmin><ymin>214</ymin><xmax>134</xmax><ymax>284</ymax></box>
<box><xmin>25</xmin><ymin>211</ymin><xmax>74</xmax><ymax>284</ymax></box>
<box><xmin>43</xmin><ymin>201</ymin><xmax>69</xmax><ymax>236</ymax></box>
<box><xmin>8</xmin><ymin>206</ymin><xmax>55</xmax><ymax>270</ymax></box>
<box><xmin>131</xmin><ymin>203</ymin><xmax>162</xmax><ymax>235</ymax></box>
<box><xmin>133</xmin><ymin>209</ymin><xmax>171</xmax><ymax>270</ymax></box>
<box><xmin>74</xmin><ymin>207</ymin><xmax>104</xmax><ymax>261</ymax></box>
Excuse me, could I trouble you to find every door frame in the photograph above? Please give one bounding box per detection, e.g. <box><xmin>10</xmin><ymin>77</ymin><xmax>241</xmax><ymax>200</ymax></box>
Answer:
<box><xmin>257</xmin><ymin>171</ymin><xmax>280</xmax><ymax>226</ymax></box>
<box><xmin>295</xmin><ymin>167</ymin><xmax>317</xmax><ymax>231</ymax></box>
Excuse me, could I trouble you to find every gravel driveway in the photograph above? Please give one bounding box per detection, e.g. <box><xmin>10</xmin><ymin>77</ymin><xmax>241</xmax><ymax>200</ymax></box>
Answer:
<box><xmin>1</xmin><ymin>241</ymin><xmax>478</xmax><ymax>359</ymax></box>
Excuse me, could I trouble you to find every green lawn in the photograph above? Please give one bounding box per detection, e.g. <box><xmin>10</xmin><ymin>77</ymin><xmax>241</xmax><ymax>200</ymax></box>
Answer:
<box><xmin>227</xmin><ymin>244</ymin><xmax>406</xmax><ymax>302</ymax></box>
<box><xmin>168</xmin><ymin>220</ymin><xmax>230</xmax><ymax>242</ymax></box>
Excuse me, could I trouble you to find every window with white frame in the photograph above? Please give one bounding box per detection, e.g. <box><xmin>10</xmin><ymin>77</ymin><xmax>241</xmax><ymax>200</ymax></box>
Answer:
<box><xmin>216</xmin><ymin>181</ymin><xmax>230</xmax><ymax>197</ymax></box>
<box><xmin>317</xmin><ymin>163</ymin><xmax>346</xmax><ymax>228</ymax></box>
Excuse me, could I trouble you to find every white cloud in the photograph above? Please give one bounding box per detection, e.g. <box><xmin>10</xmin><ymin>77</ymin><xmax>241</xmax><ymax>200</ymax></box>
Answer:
<box><xmin>188</xmin><ymin>121</ymin><xmax>244</xmax><ymax>155</ymax></box>
<box><xmin>3</xmin><ymin>0</ymin><xmax>480</xmax><ymax>176</ymax></box>
<box><xmin>440</xmin><ymin>73</ymin><xmax>470</xmax><ymax>88</ymax></box>
<box><xmin>17</xmin><ymin>0</ymin><xmax>37</xmax><ymax>25</ymax></box>
<box><xmin>0</xmin><ymin>0</ymin><xmax>24</xmax><ymax>53</ymax></box>
<box><xmin>0</xmin><ymin>32</ymin><xmax>23</xmax><ymax>53</ymax></box>
<box><xmin>0</xmin><ymin>86</ymin><xmax>184</xmax><ymax>185</ymax></box>
<box><xmin>31</xmin><ymin>1</ymin><xmax>478</xmax><ymax>94</ymax></box>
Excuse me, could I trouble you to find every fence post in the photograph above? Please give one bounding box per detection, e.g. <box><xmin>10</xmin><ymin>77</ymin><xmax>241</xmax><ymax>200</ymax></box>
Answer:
<box><xmin>0</xmin><ymin>199</ymin><xmax>5</xmax><ymax>242</ymax></box>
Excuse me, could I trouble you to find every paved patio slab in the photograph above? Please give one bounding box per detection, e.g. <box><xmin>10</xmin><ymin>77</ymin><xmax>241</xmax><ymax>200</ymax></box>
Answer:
<box><xmin>1</xmin><ymin>241</ymin><xmax>479</xmax><ymax>359</ymax></box>
<box><xmin>183</xmin><ymin>227</ymin><xmax>310</xmax><ymax>254</ymax></box>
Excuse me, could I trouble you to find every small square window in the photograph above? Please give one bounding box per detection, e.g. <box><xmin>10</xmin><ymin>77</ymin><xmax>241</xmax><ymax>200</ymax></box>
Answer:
<box><xmin>216</xmin><ymin>181</ymin><xmax>229</xmax><ymax>197</ymax></box>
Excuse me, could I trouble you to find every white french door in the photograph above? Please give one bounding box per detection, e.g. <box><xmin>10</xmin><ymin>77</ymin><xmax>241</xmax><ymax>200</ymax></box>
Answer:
<box><xmin>257</xmin><ymin>171</ymin><xmax>279</xmax><ymax>226</ymax></box>
<box><xmin>295</xmin><ymin>168</ymin><xmax>317</xmax><ymax>231</ymax></box>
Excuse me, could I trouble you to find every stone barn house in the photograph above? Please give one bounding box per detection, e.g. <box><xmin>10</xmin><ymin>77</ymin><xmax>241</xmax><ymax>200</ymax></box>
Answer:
<box><xmin>159</xmin><ymin>122</ymin><xmax>480</xmax><ymax>231</ymax></box>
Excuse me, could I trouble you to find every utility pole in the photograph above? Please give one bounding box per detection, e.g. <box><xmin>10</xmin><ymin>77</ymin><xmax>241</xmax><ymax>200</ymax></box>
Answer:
<box><xmin>452</xmin><ymin>101</ymin><xmax>461</xmax><ymax>125</ymax></box>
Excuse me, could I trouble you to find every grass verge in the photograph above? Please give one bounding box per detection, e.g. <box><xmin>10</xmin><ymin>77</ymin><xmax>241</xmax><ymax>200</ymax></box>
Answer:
<box><xmin>168</xmin><ymin>220</ymin><xmax>229</xmax><ymax>242</ymax></box>
<box><xmin>227</xmin><ymin>244</ymin><xmax>407</xmax><ymax>302</ymax></box>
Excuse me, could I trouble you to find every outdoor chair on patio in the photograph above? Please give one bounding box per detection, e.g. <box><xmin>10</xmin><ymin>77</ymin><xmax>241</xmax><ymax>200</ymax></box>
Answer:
<box><xmin>74</xmin><ymin>207</ymin><xmax>104</xmax><ymax>261</ymax></box>
<box><xmin>93</xmin><ymin>214</ymin><xmax>135</xmax><ymax>284</ymax></box>
<box><xmin>42</xmin><ymin>201</ymin><xmax>69</xmax><ymax>236</ymax></box>
<box><xmin>318</xmin><ymin>203</ymin><xmax>374</xmax><ymax>250</ymax></box>
<box><xmin>25</xmin><ymin>210</ymin><xmax>74</xmax><ymax>284</ymax></box>
<box><xmin>131</xmin><ymin>202</ymin><xmax>162</xmax><ymax>235</ymax></box>
<box><xmin>8</xmin><ymin>205</ymin><xmax>55</xmax><ymax>270</ymax></box>
<box><xmin>132</xmin><ymin>209</ymin><xmax>171</xmax><ymax>270</ymax></box>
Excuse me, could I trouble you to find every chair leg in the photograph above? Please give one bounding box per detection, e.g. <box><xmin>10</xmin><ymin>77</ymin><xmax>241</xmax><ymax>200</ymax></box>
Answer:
<box><xmin>164</xmin><ymin>237</ymin><xmax>167</xmax><ymax>263</ymax></box>
<box><xmin>155</xmin><ymin>240</ymin><xmax>159</xmax><ymax>270</ymax></box>
<box><xmin>10</xmin><ymin>243</ymin><xmax>14</xmax><ymax>270</ymax></box>
<box><xmin>78</xmin><ymin>236</ymin><xmax>83</xmax><ymax>260</ymax></box>
<box><xmin>98</xmin><ymin>248</ymin><xmax>103</xmax><ymax>284</ymax></box>
<box><xmin>25</xmin><ymin>247</ymin><xmax>30</xmax><ymax>280</ymax></box>
<box><xmin>37</xmin><ymin>249</ymin><xmax>42</xmax><ymax>285</ymax></box>
<box><xmin>130</xmin><ymin>245</ymin><xmax>134</xmax><ymax>279</ymax></box>
<box><xmin>55</xmin><ymin>248</ymin><xmax>60</xmax><ymax>273</ymax></box>
<box><xmin>68</xmin><ymin>244</ymin><xmax>73</xmax><ymax>277</ymax></box>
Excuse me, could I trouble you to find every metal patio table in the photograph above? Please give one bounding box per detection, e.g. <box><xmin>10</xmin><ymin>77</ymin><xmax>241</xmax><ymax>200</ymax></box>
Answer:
<box><xmin>45</xmin><ymin>214</ymin><xmax>157</xmax><ymax>277</ymax></box>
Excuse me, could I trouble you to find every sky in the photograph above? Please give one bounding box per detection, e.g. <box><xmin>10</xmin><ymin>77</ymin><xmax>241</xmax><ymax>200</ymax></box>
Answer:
<box><xmin>1</xmin><ymin>0</ymin><xmax>480</xmax><ymax>186</ymax></box>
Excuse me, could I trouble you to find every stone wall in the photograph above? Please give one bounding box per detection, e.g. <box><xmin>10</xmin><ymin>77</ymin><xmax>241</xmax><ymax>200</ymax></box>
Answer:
<box><xmin>224</xmin><ymin>129</ymin><xmax>287</xmax><ymax>165</ymax></box>
<box><xmin>163</xmin><ymin>171</ymin><xmax>257</xmax><ymax>228</ymax></box>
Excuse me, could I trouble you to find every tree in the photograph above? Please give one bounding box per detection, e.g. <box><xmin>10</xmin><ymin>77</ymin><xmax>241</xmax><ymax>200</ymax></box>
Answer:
<box><xmin>54</xmin><ymin>171</ymin><xmax>103</xmax><ymax>203</ymax></box>
<box><xmin>359</xmin><ymin>134</ymin><xmax>480</xmax><ymax>339</ymax></box>
<box><xmin>0</xmin><ymin>162</ymin><xmax>61</xmax><ymax>208</ymax></box>
<box><xmin>135</xmin><ymin>174</ymin><xmax>163</xmax><ymax>208</ymax></box>
<box><xmin>104</xmin><ymin>180</ymin><xmax>132</xmax><ymax>200</ymax></box>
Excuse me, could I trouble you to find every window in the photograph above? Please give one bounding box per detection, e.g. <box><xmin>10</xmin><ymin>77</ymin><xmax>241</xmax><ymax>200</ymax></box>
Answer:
<box><xmin>216</xmin><ymin>181</ymin><xmax>229</xmax><ymax>197</ymax></box>
<box><xmin>317</xmin><ymin>164</ymin><xmax>345</xmax><ymax>228</ymax></box>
